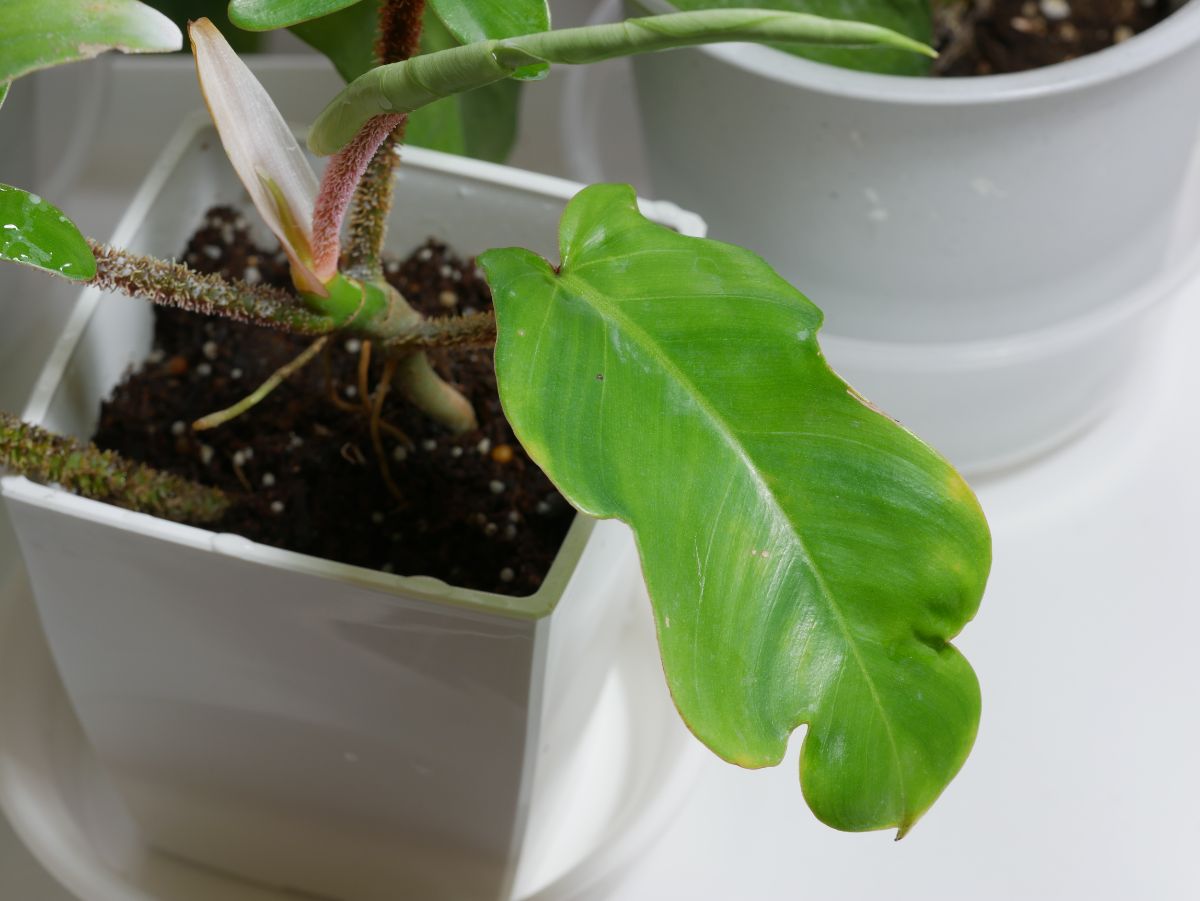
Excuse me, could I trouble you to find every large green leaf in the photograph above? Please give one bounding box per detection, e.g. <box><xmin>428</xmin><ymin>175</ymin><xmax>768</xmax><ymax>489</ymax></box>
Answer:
<box><xmin>428</xmin><ymin>0</ymin><xmax>550</xmax><ymax>79</ymax></box>
<box><xmin>0</xmin><ymin>0</ymin><xmax>181</xmax><ymax>84</ymax></box>
<box><xmin>479</xmin><ymin>185</ymin><xmax>990</xmax><ymax>834</ymax></box>
<box><xmin>669</xmin><ymin>0</ymin><xmax>932</xmax><ymax>75</ymax></box>
<box><xmin>406</xmin><ymin>10</ymin><xmax>520</xmax><ymax>162</ymax></box>
<box><xmin>228</xmin><ymin>0</ymin><xmax>362</xmax><ymax>29</ymax></box>
<box><xmin>0</xmin><ymin>184</ymin><xmax>96</xmax><ymax>280</ymax></box>
<box><xmin>288</xmin><ymin>0</ymin><xmax>379</xmax><ymax>81</ymax></box>
<box><xmin>428</xmin><ymin>0</ymin><xmax>550</xmax><ymax>45</ymax></box>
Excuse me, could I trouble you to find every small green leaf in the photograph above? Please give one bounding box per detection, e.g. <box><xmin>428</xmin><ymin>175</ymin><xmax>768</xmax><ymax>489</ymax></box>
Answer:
<box><xmin>228</xmin><ymin>0</ymin><xmax>363</xmax><ymax>30</ymax></box>
<box><xmin>288</xmin><ymin>0</ymin><xmax>379</xmax><ymax>81</ymax></box>
<box><xmin>427</xmin><ymin>0</ymin><xmax>550</xmax><ymax>78</ymax></box>
<box><xmin>0</xmin><ymin>0</ymin><xmax>181</xmax><ymax>84</ymax></box>
<box><xmin>0</xmin><ymin>184</ymin><xmax>96</xmax><ymax>280</ymax></box>
<box><xmin>406</xmin><ymin>9</ymin><xmax>520</xmax><ymax>162</ymax></box>
<box><xmin>480</xmin><ymin>185</ymin><xmax>990</xmax><ymax>834</ymax></box>
<box><xmin>668</xmin><ymin>0</ymin><xmax>932</xmax><ymax>75</ymax></box>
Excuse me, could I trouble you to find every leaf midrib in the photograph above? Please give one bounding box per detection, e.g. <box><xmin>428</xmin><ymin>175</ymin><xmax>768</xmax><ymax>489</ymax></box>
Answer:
<box><xmin>560</xmin><ymin>267</ymin><xmax>908</xmax><ymax>812</ymax></box>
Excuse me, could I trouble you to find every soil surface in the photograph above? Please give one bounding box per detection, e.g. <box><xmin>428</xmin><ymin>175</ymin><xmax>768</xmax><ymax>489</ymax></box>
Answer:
<box><xmin>933</xmin><ymin>0</ymin><xmax>1175</xmax><ymax>75</ymax></box>
<box><xmin>92</xmin><ymin>208</ymin><xmax>574</xmax><ymax>597</ymax></box>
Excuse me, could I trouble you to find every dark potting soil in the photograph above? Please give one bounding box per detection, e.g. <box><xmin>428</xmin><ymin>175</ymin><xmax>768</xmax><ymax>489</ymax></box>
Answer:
<box><xmin>92</xmin><ymin>207</ymin><xmax>574</xmax><ymax>597</ymax></box>
<box><xmin>933</xmin><ymin>0</ymin><xmax>1174</xmax><ymax>76</ymax></box>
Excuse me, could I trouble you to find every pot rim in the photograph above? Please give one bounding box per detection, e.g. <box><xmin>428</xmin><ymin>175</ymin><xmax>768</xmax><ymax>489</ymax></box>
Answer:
<box><xmin>2</xmin><ymin>112</ymin><xmax>705</xmax><ymax>622</ymax></box>
<box><xmin>633</xmin><ymin>0</ymin><xmax>1200</xmax><ymax>105</ymax></box>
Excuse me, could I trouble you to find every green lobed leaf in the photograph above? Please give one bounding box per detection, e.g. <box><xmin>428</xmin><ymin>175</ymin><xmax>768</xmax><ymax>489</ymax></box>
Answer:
<box><xmin>288</xmin><ymin>0</ymin><xmax>379</xmax><ymax>81</ymax></box>
<box><xmin>427</xmin><ymin>0</ymin><xmax>550</xmax><ymax>79</ymax></box>
<box><xmin>0</xmin><ymin>184</ymin><xmax>96</xmax><ymax>280</ymax></box>
<box><xmin>406</xmin><ymin>9</ymin><xmax>521</xmax><ymax>162</ymax></box>
<box><xmin>479</xmin><ymin>184</ymin><xmax>990</xmax><ymax>835</ymax></box>
<box><xmin>0</xmin><ymin>0</ymin><xmax>181</xmax><ymax>84</ymax></box>
<box><xmin>668</xmin><ymin>0</ymin><xmax>932</xmax><ymax>75</ymax></box>
<box><xmin>227</xmin><ymin>0</ymin><xmax>363</xmax><ymax>30</ymax></box>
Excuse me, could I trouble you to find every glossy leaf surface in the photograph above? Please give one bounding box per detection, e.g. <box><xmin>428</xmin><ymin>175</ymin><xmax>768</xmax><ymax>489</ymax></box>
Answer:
<box><xmin>0</xmin><ymin>0</ymin><xmax>180</xmax><ymax>83</ymax></box>
<box><xmin>480</xmin><ymin>185</ymin><xmax>990</xmax><ymax>834</ymax></box>
<box><xmin>289</xmin><ymin>0</ymin><xmax>379</xmax><ymax>81</ymax></box>
<box><xmin>0</xmin><ymin>184</ymin><xmax>95</xmax><ymax>280</ymax></box>
<box><xmin>428</xmin><ymin>0</ymin><xmax>551</xmax><ymax>79</ymax></box>
<box><xmin>309</xmin><ymin>8</ymin><xmax>933</xmax><ymax>154</ymax></box>
<box><xmin>228</xmin><ymin>0</ymin><xmax>363</xmax><ymax>29</ymax></box>
<box><xmin>670</xmin><ymin>0</ymin><xmax>932</xmax><ymax>74</ymax></box>
<box><xmin>428</xmin><ymin>0</ymin><xmax>550</xmax><ymax>44</ymax></box>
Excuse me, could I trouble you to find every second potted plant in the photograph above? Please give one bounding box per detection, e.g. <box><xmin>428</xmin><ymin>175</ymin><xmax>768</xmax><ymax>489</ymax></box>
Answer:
<box><xmin>626</xmin><ymin>0</ymin><xmax>1200</xmax><ymax>471</ymax></box>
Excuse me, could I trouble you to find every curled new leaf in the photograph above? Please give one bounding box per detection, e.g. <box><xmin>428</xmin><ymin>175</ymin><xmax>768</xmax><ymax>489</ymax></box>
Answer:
<box><xmin>309</xmin><ymin>8</ymin><xmax>935</xmax><ymax>154</ymax></box>
<box><xmin>190</xmin><ymin>18</ymin><xmax>329</xmax><ymax>294</ymax></box>
<box><xmin>427</xmin><ymin>0</ymin><xmax>551</xmax><ymax>79</ymax></box>
<box><xmin>480</xmin><ymin>185</ymin><xmax>990</xmax><ymax>835</ymax></box>
<box><xmin>0</xmin><ymin>0</ymin><xmax>180</xmax><ymax>84</ymax></box>
<box><xmin>0</xmin><ymin>184</ymin><xmax>95</xmax><ymax>280</ymax></box>
<box><xmin>405</xmin><ymin>8</ymin><xmax>523</xmax><ymax>162</ymax></box>
<box><xmin>669</xmin><ymin>0</ymin><xmax>933</xmax><ymax>75</ymax></box>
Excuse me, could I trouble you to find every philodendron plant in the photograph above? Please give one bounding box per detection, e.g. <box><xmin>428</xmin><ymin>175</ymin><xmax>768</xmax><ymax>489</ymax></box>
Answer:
<box><xmin>0</xmin><ymin>0</ymin><xmax>990</xmax><ymax>838</ymax></box>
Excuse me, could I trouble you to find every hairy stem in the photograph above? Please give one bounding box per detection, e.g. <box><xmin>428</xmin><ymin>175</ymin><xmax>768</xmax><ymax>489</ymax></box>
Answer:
<box><xmin>341</xmin><ymin>127</ymin><xmax>403</xmax><ymax>281</ymax></box>
<box><xmin>314</xmin><ymin>113</ymin><xmax>405</xmax><ymax>278</ymax></box>
<box><xmin>378</xmin><ymin>0</ymin><xmax>426</xmax><ymax>62</ymax></box>
<box><xmin>88</xmin><ymin>242</ymin><xmax>335</xmax><ymax>335</ymax></box>
<box><xmin>342</xmin><ymin>0</ymin><xmax>425</xmax><ymax>278</ymax></box>
<box><xmin>0</xmin><ymin>411</ymin><xmax>230</xmax><ymax>524</ymax></box>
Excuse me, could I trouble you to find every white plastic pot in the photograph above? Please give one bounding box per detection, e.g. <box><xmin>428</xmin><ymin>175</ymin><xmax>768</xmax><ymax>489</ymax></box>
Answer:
<box><xmin>626</xmin><ymin>0</ymin><xmax>1200</xmax><ymax>471</ymax></box>
<box><xmin>0</xmin><ymin>115</ymin><xmax>704</xmax><ymax>901</ymax></box>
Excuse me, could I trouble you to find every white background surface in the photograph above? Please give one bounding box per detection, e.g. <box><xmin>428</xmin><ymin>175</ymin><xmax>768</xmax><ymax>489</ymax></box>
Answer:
<box><xmin>3</xmin><ymin>16</ymin><xmax>1200</xmax><ymax>901</ymax></box>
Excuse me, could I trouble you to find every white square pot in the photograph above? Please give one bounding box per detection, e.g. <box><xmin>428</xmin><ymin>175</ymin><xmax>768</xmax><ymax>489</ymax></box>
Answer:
<box><xmin>0</xmin><ymin>115</ymin><xmax>704</xmax><ymax>901</ymax></box>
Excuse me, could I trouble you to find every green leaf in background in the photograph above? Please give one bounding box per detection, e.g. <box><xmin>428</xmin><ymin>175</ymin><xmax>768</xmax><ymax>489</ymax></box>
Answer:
<box><xmin>0</xmin><ymin>185</ymin><xmax>96</xmax><ymax>280</ymax></box>
<box><xmin>480</xmin><ymin>185</ymin><xmax>990</xmax><ymax>835</ymax></box>
<box><xmin>149</xmin><ymin>1</ymin><xmax>262</xmax><ymax>53</ymax></box>
<box><xmin>406</xmin><ymin>10</ymin><xmax>520</xmax><ymax>162</ymax></box>
<box><xmin>228</xmin><ymin>0</ymin><xmax>363</xmax><ymax>30</ymax></box>
<box><xmin>427</xmin><ymin>0</ymin><xmax>550</xmax><ymax>79</ymax></box>
<box><xmin>668</xmin><ymin>0</ymin><xmax>932</xmax><ymax>75</ymax></box>
<box><xmin>0</xmin><ymin>0</ymin><xmax>182</xmax><ymax>84</ymax></box>
<box><xmin>289</xmin><ymin>0</ymin><xmax>379</xmax><ymax>81</ymax></box>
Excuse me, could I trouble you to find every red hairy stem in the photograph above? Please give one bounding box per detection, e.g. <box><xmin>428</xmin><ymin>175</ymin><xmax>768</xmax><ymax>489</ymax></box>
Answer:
<box><xmin>312</xmin><ymin>113</ymin><xmax>405</xmax><ymax>277</ymax></box>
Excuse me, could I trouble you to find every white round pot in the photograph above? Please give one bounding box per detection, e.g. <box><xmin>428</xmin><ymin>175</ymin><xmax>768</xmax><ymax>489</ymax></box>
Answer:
<box><xmin>0</xmin><ymin>114</ymin><xmax>704</xmax><ymax>901</ymax></box>
<box><xmin>627</xmin><ymin>0</ymin><xmax>1200</xmax><ymax>471</ymax></box>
